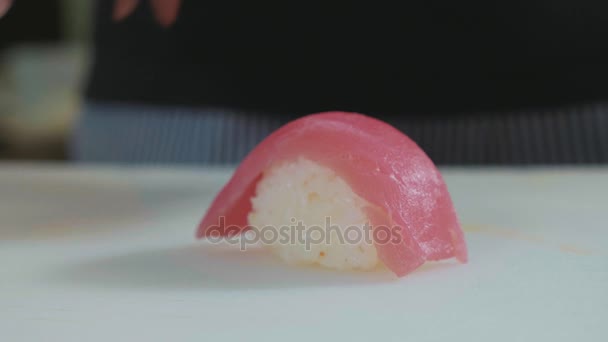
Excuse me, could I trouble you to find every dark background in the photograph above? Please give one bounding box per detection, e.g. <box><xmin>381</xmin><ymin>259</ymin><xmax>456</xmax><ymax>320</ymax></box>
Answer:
<box><xmin>0</xmin><ymin>1</ymin><xmax>62</xmax><ymax>51</ymax></box>
<box><xmin>88</xmin><ymin>0</ymin><xmax>608</xmax><ymax>116</ymax></box>
<box><xmin>1</xmin><ymin>0</ymin><xmax>608</xmax><ymax>162</ymax></box>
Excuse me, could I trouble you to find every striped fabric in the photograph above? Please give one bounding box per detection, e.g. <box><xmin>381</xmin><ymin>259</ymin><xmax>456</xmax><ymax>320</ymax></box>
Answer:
<box><xmin>71</xmin><ymin>102</ymin><xmax>608</xmax><ymax>165</ymax></box>
<box><xmin>71</xmin><ymin>104</ymin><xmax>287</xmax><ymax>165</ymax></box>
<box><xmin>395</xmin><ymin>104</ymin><xmax>608</xmax><ymax>165</ymax></box>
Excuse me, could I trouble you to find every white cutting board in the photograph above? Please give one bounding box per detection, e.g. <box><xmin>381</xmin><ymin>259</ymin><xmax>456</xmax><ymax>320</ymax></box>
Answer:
<box><xmin>1</xmin><ymin>164</ymin><xmax>607</xmax><ymax>342</ymax></box>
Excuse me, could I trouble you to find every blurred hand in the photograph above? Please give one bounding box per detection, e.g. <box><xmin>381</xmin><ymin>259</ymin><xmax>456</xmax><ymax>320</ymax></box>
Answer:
<box><xmin>0</xmin><ymin>0</ymin><xmax>182</xmax><ymax>27</ymax></box>
<box><xmin>0</xmin><ymin>0</ymin><xmax>12</xmax><ymax>18</ymax></box>
<box><xmin>114</xmin><ymin>0</ymin><xmax>182</xmax><ymax>27</ymax></box>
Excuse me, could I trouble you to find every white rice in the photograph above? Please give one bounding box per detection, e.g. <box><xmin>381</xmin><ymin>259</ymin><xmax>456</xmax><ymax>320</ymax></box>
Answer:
<box><xmin>248</xmin><ymin>158</ymin><xmax>379</xmax><ymax>271</ymax></box>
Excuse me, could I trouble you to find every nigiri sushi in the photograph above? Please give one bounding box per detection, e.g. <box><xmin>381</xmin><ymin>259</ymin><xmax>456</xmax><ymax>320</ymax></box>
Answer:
<box><xmin>197</xmin><ymin>112</ymin><xmax>467</xmax><ymax>277</ymax></box>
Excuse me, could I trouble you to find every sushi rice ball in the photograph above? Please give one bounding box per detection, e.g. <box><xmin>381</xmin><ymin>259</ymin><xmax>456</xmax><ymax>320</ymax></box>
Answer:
<box><xmin>248</xmin><ymin>158</ymin><xmax>379</xmax><ymax>271</ymax></box>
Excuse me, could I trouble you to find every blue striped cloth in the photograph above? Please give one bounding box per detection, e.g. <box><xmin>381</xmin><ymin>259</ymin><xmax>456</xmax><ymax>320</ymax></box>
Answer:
<box><xmin>71</xmin><ymin>103</ymin><xmax>287</xmax><ymax>165</ymax></box>
<box><xmin>71</xmin><ymin>102</ymin><xmax>608</xmax><ymax>165</ymax></box>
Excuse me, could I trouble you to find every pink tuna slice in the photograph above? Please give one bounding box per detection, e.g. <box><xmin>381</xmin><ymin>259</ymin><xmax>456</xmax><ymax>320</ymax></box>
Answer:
<box><xmin>197</xmin><ymin>112</ymin><xmax>468</xmax><ymax>277</ymax></box>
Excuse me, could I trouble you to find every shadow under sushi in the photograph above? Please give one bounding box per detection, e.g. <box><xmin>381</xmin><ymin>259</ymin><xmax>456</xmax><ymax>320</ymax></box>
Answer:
<box><xmin>53</xmin><ymin>243</ymin><xmax>459</xmax><ymax>291</ymax></box>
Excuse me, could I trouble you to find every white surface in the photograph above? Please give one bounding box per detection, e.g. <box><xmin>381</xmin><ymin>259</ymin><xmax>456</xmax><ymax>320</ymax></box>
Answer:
<box><xmin>1</xmin><ymin>163</ymin><xmax>607</xmax><ymax>342</ymax></box>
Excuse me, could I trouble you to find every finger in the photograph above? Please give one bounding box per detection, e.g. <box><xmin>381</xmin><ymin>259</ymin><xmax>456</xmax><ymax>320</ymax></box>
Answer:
<box><xmin>113</xmin><ymin>0</ymin><xmax>140</xmax><ymax>21</ymax></box>
<box><xmin>150</xmin><ymin>0</ymin><xmax>181</xmax><ymax>28</ymax></box>
<box><xmin>0</xmin><ymin>0</ymin><xmax>13</xmax><ymax>18</ymax></box>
